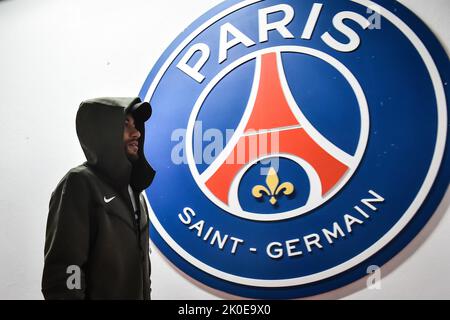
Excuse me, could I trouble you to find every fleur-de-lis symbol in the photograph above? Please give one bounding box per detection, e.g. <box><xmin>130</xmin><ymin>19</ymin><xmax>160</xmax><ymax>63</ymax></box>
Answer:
<box><xmin>251</xmin><ymin>167</ymin><xmax>295</xmax><ymax>205</ymax></box>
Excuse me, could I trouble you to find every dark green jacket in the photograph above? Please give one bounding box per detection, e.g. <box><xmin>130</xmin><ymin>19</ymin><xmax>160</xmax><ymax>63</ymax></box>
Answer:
<box><xmin>42</xmin><ymin>97</ymin><xmax>155</xmax><ymax>300</ymax></box>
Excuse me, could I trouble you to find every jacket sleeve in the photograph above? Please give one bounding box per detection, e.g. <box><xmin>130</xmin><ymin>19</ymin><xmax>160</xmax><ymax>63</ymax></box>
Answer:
<box><xmin>42</xmin><ymin>172</ymin><xmax>93</xmax><ymax>300</ymax></box>
<box><xmin>139</xmin><ymin>193</ymin><xmax>152</xmax><ymax>299</ymax></box>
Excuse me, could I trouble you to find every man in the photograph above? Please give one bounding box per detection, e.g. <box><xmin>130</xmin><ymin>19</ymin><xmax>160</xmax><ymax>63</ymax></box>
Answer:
<box><xmin>42</xmin><ymin>97</ymin><xmax>155</xmax><ymax>300</ymax></box>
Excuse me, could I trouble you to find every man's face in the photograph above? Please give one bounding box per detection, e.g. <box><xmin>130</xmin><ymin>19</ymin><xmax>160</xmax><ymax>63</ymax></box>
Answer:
<box><xmin>123</xmin><ymin>114</ymin><xmax>141</xmax><ymax>161</ymax></box>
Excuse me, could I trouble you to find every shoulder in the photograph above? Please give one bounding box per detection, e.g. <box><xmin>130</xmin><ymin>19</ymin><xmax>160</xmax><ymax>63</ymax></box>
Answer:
<box><xmin>53</xmin><ymin>164</ymin><xmax>95</xmax><ymax>195</ymax></box>
<box><xmin>138</xmin><ymin>192</ymin><xmax>150</xmax><ymax>215</ymax></box>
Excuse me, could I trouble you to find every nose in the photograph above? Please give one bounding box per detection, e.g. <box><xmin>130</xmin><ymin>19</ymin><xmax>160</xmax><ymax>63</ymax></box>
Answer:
<box><xmin>131</xmin><ymin>127</ymin><xmax>141</xmax><ymax>139</ymax></box>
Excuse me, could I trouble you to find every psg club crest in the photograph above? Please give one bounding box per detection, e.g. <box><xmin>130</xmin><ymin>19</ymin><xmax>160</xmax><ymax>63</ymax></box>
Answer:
<box><xmin>140</xmin><ymin>0</ymin><xmax>449</xmax><ymax>298</ymax></box>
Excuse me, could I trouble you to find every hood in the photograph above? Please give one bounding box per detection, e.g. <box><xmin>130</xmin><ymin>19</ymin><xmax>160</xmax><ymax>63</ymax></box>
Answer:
<box><xmin>76</xmin><ymin>97</ymin><xmax>155</xmax><ymax>191</ymax></box>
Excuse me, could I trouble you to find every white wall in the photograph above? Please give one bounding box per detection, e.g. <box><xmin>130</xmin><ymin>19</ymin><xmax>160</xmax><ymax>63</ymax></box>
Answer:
<box><xmin>0</xmin><ymin>0</ymin><xmax>448</xmax><ymax>300</ymax></box>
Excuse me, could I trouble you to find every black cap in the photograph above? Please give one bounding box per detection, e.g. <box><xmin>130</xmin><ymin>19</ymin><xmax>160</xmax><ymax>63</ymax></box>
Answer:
<box><xmin>125</xmin><ymin>99</ymin><xmax>152</xmax><ymax>123</ymax></box>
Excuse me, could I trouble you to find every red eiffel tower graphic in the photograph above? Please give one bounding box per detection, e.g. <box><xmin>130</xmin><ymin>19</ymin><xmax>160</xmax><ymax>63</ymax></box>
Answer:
<box><xmin>202</xmin><ymin>52</ymin><xmax>349</xmax><ymax>206</ymax></box>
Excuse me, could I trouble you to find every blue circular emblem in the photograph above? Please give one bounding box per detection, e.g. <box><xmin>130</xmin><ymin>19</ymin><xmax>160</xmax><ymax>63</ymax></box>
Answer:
<box><xmin>140</xmin><ymin>0</ymin><xmax>449</xmax><ymax>298</ymax></box>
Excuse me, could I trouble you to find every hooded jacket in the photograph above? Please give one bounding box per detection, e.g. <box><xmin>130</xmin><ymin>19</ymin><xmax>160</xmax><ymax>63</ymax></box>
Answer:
<box><xmin>42</xmin><ymin>97</ymin><xmax>155</xmax><ymax>300</ymax></box>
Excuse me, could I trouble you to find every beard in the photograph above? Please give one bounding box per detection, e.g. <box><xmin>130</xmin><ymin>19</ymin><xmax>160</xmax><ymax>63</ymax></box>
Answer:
<box><xmin>125</xmin><ymin>143</ymin><xmax>140</xmax><ymax>162</ymax></box>
<box><xmin>126</xmin><ymin>152</ymin><xmax>139</xmax><ymax>162</ymax></box>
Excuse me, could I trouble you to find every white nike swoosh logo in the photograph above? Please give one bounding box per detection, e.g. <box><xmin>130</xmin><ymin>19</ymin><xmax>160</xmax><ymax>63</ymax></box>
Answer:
<box><xmin>104</xmin><ymin>196</ymin><xmax>116</xmax><ymax>203</ymax></box>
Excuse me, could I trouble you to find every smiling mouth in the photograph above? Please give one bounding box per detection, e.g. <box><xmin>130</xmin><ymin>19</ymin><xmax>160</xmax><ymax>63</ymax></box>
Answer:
<box><xmin>128</xmin><ymin>142</ymin><xmax>139</xmax><ymax>151</ymax></box>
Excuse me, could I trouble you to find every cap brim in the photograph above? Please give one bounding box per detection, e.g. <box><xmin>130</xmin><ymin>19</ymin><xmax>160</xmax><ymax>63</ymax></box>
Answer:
<box><xmin>126</xmin><ymin>101</ymin><xmax>152</xmax><ymax>122</ymax></box>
